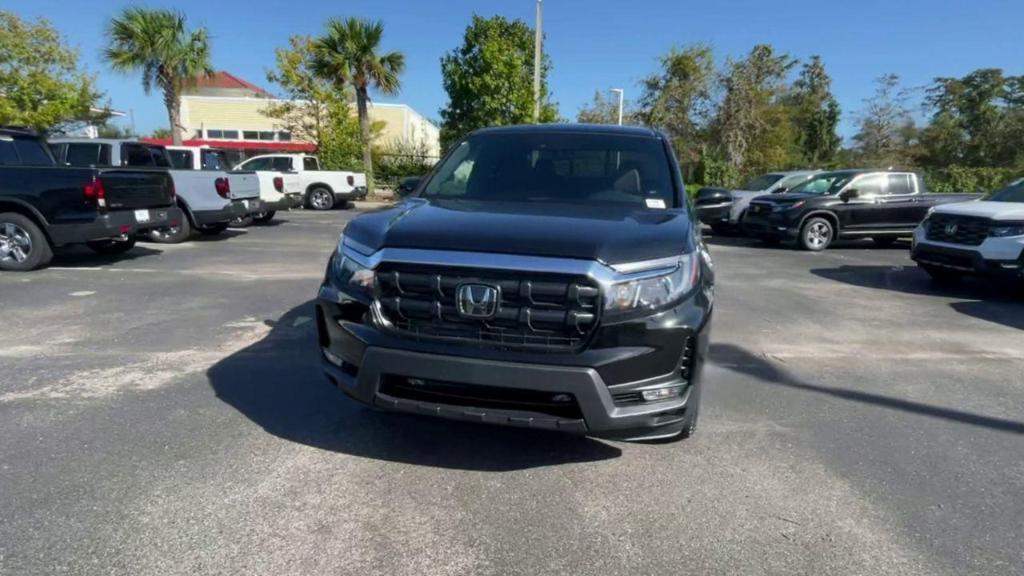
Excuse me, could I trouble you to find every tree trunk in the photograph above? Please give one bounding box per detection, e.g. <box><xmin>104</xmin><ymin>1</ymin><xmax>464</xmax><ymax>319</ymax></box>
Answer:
<box><xmin>165</xmin><ymin>85</ymin><xmax>182</xmax><ymax>146</ymax></box>
<box><xmin>356</xmin><ymin>87</ymin><xmax>374</xmax><ymax>195</ymax></box>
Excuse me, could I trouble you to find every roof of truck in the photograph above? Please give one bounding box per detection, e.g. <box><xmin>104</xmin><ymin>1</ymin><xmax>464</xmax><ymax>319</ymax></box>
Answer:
<box><xmin>472</xmin><ymin>124</ymin><xmax>663</xmax><ymax>138</ymax></box>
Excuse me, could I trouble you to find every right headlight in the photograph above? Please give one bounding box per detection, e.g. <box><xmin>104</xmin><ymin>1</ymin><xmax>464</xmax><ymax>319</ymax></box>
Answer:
<box><xmin>605</xmin><ymin>253</ymin><xmax>700</xmax><ymax>314</ymax></box>
<box><xmin>990</xmin><ymin>223</ymin><xmax>1024</xmax><ymax>238</ymax></box>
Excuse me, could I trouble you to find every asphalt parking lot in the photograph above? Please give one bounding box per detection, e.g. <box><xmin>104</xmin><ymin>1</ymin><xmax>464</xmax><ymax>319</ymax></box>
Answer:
<box><xmin>1</xmin><ymin>207</ymin><xmax>1022</xmax><ymax>576</ymax></box>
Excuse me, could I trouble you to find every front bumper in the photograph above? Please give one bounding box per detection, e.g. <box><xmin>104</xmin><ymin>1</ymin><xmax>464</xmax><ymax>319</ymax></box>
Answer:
<box><xmin>742</xmin><ymin>211</ymin><xmax>798</xmax><ymax>239</ymax></box>
<box><xmin>697</xmin><ymin>203</ymin><xmax>733</xmax><ymax>226</ymax></box>
<box><xmin>49</xmin><ymin>206</ymin><xmax>181</xmax><ymax>247</ymax></box>
<box><xmin>912</xmin><ymin>239</ymin><xmax>1024</xmax><ymax>279</ymax></box>
<box><xmin>315</xmin><ymin>286</ymin><xmax>712</xmax><ymax>440</ymax></box>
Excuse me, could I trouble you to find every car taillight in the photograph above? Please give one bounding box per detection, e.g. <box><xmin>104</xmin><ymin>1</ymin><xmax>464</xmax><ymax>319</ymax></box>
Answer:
<box><xmin>83</xmin><ymin>178</ymin><xmax>107</xmax><ymax>208</ymax></box>
<box><xmin>347</xmin><ymin>174</ymin><xmax>354</xmax><ymax>186</ymax></box>
<box><xmin>168</xmin><ymin>178</ymin><xmax>176</xmax><ymax>202</ymax></box>
<box><xmin>273</xmin><ymin>176</ymin><xmax>284</xmax><ymax>192</ymax></box>
<box><xmin>215</xmin><ymin>177</ymin><xmax>231</xmax><ymax>199</ymax></box>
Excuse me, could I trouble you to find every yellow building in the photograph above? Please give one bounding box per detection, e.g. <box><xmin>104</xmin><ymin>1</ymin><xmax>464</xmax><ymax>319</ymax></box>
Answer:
<box><xmin>168</xmin><ymin>71</ymin><xmax>440</xmax><ymax>161</ymax></box>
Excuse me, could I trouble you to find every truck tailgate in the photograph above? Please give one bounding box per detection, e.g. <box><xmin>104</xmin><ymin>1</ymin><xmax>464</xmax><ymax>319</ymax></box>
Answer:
<box><xmin>227</xmin><ymin>171</ymin><xmax>260</xmax><ymax>200</ymax></box>
<box><xmin>98</xmin><ymin>169</ymin><xmax>175</xmax><ymax>209</ymax></box>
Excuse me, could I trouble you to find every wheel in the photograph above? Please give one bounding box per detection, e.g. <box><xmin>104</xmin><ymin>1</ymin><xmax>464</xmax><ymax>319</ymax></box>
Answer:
<box><xmin>229</xmin><ymin>215</ymin><xmax>253</xmax><ymax>228</ymax></box>
<box><xmin>307</xmin><ymin>187</ymin><xmax>334</xmax><ymax>210</ymax></box>
<box><xmin>146</xmin><ymin>209</ymin><xmax>191</xmax><ymax>244</ymax></box>
<box><xmin>197</xmin><ymin>222</ymin><xmax>229</xmax><ymax>236</ymax></box>
<box><xmin>253</xmin><ymin>210</ymin><xmax>276</xmax><ymax>224</ymax></box>
<box><xmin>0</xmin><ymin>212</ymin><xmax>52</xmax><ymax>271</ymax></box>
<box><xmin>921</xmin><ymin>264</ymin><xmax>964</xmax><ymax>284</ymax></box>
<box><xmin>872</xmin><ymin>236</ymin><xmax>898</xmax><ymax>248</ymax></box>
<box><xmin>86</xmin><ymin>237</ymin><xmax>136</xmax><ymax>255</ymax></box>
<box><xmin>800</xmin><ymin>217</ymin><xmax>835</xmax><ymax>251</ymax></box>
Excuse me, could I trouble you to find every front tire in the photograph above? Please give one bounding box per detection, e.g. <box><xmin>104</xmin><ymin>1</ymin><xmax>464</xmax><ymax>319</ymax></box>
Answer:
<box><xmin>86</xmin><ymin>237</ymin><xmax>136</xmax><ymax>255</ymax></box>
<box><xmin>800</xmin><ymin>217</ymin><xmax>835</xmax><ymax>251</ymax></box>
<box><xmin>0</xmin><ymin>212</ymin><xmax>52</xmax><ymax>271</ymax></box>
<box><xmin>253</xmin><ymin>210</ymin><xmax>276</xmax><ymax>224</ymax></box>
<box><xmin>307</xmin><ymin>187</ymin><xmax>334</xmax><ymax>210</ymax></box>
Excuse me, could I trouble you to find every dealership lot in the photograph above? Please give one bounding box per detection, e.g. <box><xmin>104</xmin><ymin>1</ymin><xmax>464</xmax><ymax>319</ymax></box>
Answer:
<box><xmin>1</xmin><ymin>207</ymin><xmax>1022</xmax><ymax>576</ymax></box>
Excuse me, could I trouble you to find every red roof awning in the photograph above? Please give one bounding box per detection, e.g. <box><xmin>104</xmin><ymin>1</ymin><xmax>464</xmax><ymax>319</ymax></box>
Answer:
<box><xmin>141</xmin><ymin>138</ymin><xmax>316</xmax><ymax>153</ymax></box>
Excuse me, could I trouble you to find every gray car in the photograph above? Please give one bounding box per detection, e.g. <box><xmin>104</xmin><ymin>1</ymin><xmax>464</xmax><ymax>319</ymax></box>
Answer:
<box><xmin>696</xmin><ymin>170</ymin><xmax>820</xmax><ymax>233</ymax></box>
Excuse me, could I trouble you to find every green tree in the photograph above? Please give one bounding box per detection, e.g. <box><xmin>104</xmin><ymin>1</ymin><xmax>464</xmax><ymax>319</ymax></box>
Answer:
<box><xmin>852</xmin><ymin>74</ymin><xmax>917</xmax><ymax>166</ymax></box>
<box><xmin>439</xmin><ymin>15</ymin><xmax>558</xmax><ymax>150</ymax></box>
<box><xmin>103</xmin><ymin>8</ymin><xmax>212</xmax><ymax>145</ymax></box>
<box><xmin>714</xmin><ymin>44</ymin><xmax>797</xmax><ymax>175</ymax></box>
<box><xmin>97</xmin><ymin>122</ymin><xmax>134</xmax><ymax>138</ymax></box>
<box><xmin>311</xmin><ymin>18</ymin><xmax>405</xmax><ymax>194</ymax></box>
<box><xmin>0</xmin><ymin>12</ymin><xmax>100</xmax><ymax>130</ymax></box>
<box><xmin>576</xmin><ymin>90</ymin><xmax>635</xmax><ymax>125</ymax></box>
<box><xmin>788</xmin><ymin>55</ymin><xmax>841</xmax><ymax>165</ymax></box>
<box><xmin>264</xmin><ymin>35</ymin><xmax>363</xmax><ymax>171</ymax></box>
<box><xmin>636</xmin><ymin>44</ymin><xmax>716</xmax><ymax>165</ymax></box>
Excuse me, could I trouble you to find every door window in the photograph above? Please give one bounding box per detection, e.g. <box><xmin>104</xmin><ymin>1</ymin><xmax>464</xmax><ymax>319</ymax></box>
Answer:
<box><xmin>887</xmin><ymin>174</ymin><xmax>914</xmax><ymax>195</ymax></box>
<box><xmin>849</xmin><ymin>174</ymin><xmax>885</xmax><ymax>197</ymax></box>
<box><xmin>123</xmin><ymin>144</ymin><xmax>155</xmax><ymax>166</ymax></box>
<box><xmin>271</xmin><ymin>157</ymin><xmax>293</xmax><ymax>171</ymax></box>
<box><xmin>201</xmin><ymin>149</ymin><xmax>230</xmax><ymax>170</ymax></box>
<box><xmin>303</xmin><ymin>157</ymin><xmax>320</xmax><ymax>170</ymax></box>
<box><xmin>167</xmin><ymin>149</ymin><xmax>194</xmax><ymax>169</ymax></box>
<box><xmin>241</xmin><ymin>157</ymin><xmax>272</xmax><ymax>170</ymax></box>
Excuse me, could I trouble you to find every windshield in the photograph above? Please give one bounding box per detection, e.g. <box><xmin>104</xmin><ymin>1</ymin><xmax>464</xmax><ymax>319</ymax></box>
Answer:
<box><xmin>788</xmin><ymin>171</ymin><xmax>858</xmax><ymax>195</ymax></box>
<box><xmin>422</xmin><ymin>132</ymin><xmax>676</xmax><ymax>207</ymax></box>
<box><xmin>741</xmin><ymin>174</ymin><xmax>783</xmax><ymax>191</ymax></box>
<box><xmin>989</xmin><ymin>179</ymin><xmax>1024</xmax><ymax>203</ymax></box>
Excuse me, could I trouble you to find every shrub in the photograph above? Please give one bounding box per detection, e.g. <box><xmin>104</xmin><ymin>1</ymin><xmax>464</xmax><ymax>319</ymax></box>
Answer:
<box><xmin>923</xmin><ymin>166</ymin><xmax>1019</xmax><ymax>194</ymax></box>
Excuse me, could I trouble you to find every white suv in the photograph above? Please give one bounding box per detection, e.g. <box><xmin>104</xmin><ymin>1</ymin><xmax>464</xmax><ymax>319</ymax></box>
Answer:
<box><xmin>911</xmin><ymin>179</ymin><xmax>1024</xmax><ymax>283</ymax></box>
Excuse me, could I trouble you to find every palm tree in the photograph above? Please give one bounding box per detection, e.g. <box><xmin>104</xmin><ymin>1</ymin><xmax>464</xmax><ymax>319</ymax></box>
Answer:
<box><xmin>312</xmin><ymin>18</ymin><xmax>405</xmax><ymax>194</ymax></box>
<box><xmin>103</xmin><ymin>8</ymin><xmax>212</xmax><ymax>145</ymax></box>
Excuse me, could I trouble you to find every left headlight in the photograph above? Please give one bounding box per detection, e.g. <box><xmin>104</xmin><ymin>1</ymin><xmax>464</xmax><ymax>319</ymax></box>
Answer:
<box><xmin>330</xmin><ymin>236</ymin><xmax>375</xmax><ymax>291</ymax></box>
<box><xmin>990</xmin><ymin>223</ymin><xmax>1024</xmax><ymax>238</ymax></box>
<box><xmin>605</xmin><ymin>253</ymin><xmax>700</xmax><ymax>314</ymax></box>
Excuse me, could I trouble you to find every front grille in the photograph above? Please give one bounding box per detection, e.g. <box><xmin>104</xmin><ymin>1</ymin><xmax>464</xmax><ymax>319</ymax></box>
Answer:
<box><xmin>374</xmin><ymin>263</ymin><xmax>600</xmax><ymax>352</ymax></box>
<box><xmin>926</xmin><ymin>214</ymin><xmax>990</xmax><ymax>246</ymax></box>
<box><xmin>379</xmin><ymin>375</ymin><xmax>583</xmax><ymax>419</ymax></box>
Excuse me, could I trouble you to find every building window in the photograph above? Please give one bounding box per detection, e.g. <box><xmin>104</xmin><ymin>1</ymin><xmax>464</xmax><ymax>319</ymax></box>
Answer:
<box><xmin>259</xmin><ymin>131</ymin><xmax>275</xmax><ymax>141</ymax></box>
<box><xmin>242</xmin><ymin>130</ymin><xmax>259</xmax><ymax>140</ymax></box>
<box><xmin>206</xmin><ymin>129</ymin><xmax>239</xmax><ymax>140</ymax></box>
<box><xmin>278</xmin><ymin>131</ymin><xmax>292</xmax><ymax>142</ymax></box>
<box><xmin>207</xmin><ymin>129</ymin><xmax>223</xmax><ymax>138</ymax></box>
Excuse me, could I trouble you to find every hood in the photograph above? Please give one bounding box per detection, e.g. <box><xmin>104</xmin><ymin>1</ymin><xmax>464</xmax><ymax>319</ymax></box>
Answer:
<box><xmin>342</xmin><ymin>198</ymin><xmax>693</xmax><ymax>265</ymax></box>
<box><xmin>750</xmin><ymin>192</ymin><xmax>821</xmax><ymax>205</ymax></box>
<box><xmin>933</xmin><ymin>200</ymin><xmax>1024</xmax><ymax>220</ymax></box>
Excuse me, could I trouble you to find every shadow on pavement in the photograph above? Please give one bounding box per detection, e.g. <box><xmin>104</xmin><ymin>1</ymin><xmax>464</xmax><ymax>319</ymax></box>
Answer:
<box><xmin>189</xmin><ymin>229</ymin><xmax>248</xmax><ymax>242</ymax></box>
<box><xmin>702</xmin><ymin>231</ymin><xmax>910</xmax><ymax>252</ymax></box>
<box><xmin>810</xmin><ymin>264</ymin><xmax>1024</xmax><ymax>329</ymax></box>
<box><xmin>710</xmin><ymin>342</ymin><xmax>1024</xmax><ymax>435</ymax></box>
<box><xmin>207</xmin><ymin>301</ymin><xmax>622</xmax><ymax>471</ymax></box>
<box><xmin>52</xmin><ymin>245</ymin><xmax>164</xmax><ymax>267</ymax></box>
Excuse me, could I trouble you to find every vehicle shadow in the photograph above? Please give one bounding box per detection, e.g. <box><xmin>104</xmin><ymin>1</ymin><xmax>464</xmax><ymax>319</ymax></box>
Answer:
<box><xmin>51</xmin><ymin>245</ymin><xmax>164</xmax><ymax>266</ymax></box>
<box><xmin>710</xmin><ymin>342</ymin><xmax>1024</xmax><ymax>435</ymax></box>
<box><xmin>206</xmin><ymin>301</ymin><xmax>622</xmax><ymax>471</ymax></box>
<box><xmin>701</xmin><ymin>231</ymin><xmax>910</xmax><ymax>252</ymax></box>
<box><xmin>810</xmin><ymin>264</ymin><xmax>1023</xmax><ymax>329</ymax></box>
<box><xmin>189</xmin><ymin>229</ymin><xmax>248</xmax><ymax>242</ymax></box>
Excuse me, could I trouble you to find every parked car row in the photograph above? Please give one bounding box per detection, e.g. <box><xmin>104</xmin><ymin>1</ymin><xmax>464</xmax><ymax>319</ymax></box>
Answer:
<box><xmin>0</xmin><ymin>127</ymin><xmax>365</xmax><ymax>271</ymax></box>
<box><xmin>694</xmin><ymin>168</ymin><xmax>1024</xmax><ymax>284</ymax></box>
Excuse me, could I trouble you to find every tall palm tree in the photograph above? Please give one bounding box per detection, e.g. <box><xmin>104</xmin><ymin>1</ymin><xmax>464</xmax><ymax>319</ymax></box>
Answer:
<box><xmin>312</xmin><ymin>18</ymin><xmax>405</xmax><ymax>194</ymax></box>
<box><xmin>103</xmin><ymin>8</ymin><xmax>212</xmax><ymax>145</ymax></box>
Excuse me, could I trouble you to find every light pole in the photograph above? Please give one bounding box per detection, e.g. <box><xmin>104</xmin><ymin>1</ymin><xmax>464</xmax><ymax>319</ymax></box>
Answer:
<box><xmin>610</xmin><ymin>88</ymin><xmax>624</xmax><ymax>125</ymax></box>
<box><xmin>533</xmin><ymin>0</ymin><xmax>543</xmax><ymax>122</ymax></box>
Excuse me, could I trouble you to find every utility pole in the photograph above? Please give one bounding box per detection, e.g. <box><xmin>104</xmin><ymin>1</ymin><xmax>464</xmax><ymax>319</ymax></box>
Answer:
<box><xmin>533</xmin><ymin>0</ymin><xmax>543</xmax><ymax>123</ymax></box>
<box><xmin>610</xmin><ymin>88</ymin><xmax>624</xmax><ymax>125</ymax></box>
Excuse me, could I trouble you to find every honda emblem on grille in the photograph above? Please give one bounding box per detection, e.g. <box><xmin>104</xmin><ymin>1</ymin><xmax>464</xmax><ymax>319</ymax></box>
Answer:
<box><xmin>456</xmin><ymin>283</ymin><xmax>499</xmax><ymax>319</ymax></box>
<box><xmin>944</xmin><ymin>222</ymin><xmax>958</xmax><ymax>235</ymax></box>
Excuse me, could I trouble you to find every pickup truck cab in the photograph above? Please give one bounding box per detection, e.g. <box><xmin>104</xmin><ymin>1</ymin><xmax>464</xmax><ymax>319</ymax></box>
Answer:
<box><xmin>911</xmin><ymin>178</ymin><xmax>1024</xmax><ymax>283</ymax></box>
<box><xmin>235</xmin><ymin>154</ymin><xmax>366</xmax><ymax>210</ymax></box>
<box><xmin>199</xmin><ymin>151</ymin><xmax>303</xmax><ymax>224</ymax></box>
<box><xmin>49</xmin><ymin>138</ymin><xmax>261</xmax><ymax>242</ymax></box>
<box><xmin>1</xmin><ymin>128</ymin><xmax>179</xmax><ymax>271</ymax></box>
<box><xmin>695</xmin><ymin>170</ymin><xmax>819</xmax><ymax>234</ymax></box>
<box><xmin>743</xmin><ymin>169</ymin><xmax>983</xmax><ymax>251</ymax></box>
<box><xmin>317</xmin><ymin>124</ymin><xmax>714</xmax><ymax>441</ymax></box>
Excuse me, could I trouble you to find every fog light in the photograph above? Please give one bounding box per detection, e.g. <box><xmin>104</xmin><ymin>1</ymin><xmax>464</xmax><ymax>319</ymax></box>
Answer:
<box><xmin>322</xmin><ymin>347</ymin><xmax>343</xmax><ymax>367</ymax></box>
<box><xmin>641</xmin><ymin>386</ymin><xmax>683</xmax><ymax>402</ymax></box>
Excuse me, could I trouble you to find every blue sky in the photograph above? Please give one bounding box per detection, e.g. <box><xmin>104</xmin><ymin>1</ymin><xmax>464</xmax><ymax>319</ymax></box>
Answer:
<box><xmin>6</xmin><ymin>0</ymin><xmax>1023</xmax><ymax>139</ymax></box>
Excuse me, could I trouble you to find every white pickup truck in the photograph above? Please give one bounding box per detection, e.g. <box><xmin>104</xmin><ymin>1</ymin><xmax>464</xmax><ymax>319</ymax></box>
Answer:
<box><xmin>167</xmin><ymin>145</ymin><xmax>302</xmax><ymax>225</ymax></box>
<box><xmin>912</xmin><ymin>178</ymin><xmax>1024</xmax><ymax>283</ymax></box>
<box><xmin>49</xmin><ymin>138</ymin><xmax>261</xmax><ymax>242</ymax></box>
<box><xmin>235</xmin><ymin>154</ymin><xmax>367</xmax><ymax>210</ymax></box>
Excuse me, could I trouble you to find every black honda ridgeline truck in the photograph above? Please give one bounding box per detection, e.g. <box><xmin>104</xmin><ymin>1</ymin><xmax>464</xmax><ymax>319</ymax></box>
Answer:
<box><xmin>317</xmin><ymin>125</ymin><xmax>714</xmax><ymax>441</ymax></box>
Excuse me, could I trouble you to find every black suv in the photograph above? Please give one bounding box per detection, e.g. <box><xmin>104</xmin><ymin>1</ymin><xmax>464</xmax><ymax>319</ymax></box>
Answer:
<box><xmin>316</xmin><ymin>125</ymin><xmax>714</xmax><ymax>441</ymax></box>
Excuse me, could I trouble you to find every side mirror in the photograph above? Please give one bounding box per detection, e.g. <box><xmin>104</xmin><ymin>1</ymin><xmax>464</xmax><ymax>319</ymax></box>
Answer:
<box><xmin>839</xmin><ymin>188</ymin><xmax>859</xmax><ymax>202</ymax></box>
<box><xmin>396</xmin><ymin>177</ymin><xmax>421</xmax><ymax>197</ymax></box>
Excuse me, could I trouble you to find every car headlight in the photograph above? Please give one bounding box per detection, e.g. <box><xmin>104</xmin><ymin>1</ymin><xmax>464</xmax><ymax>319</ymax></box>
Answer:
<box><xmin>990</xmin><ymin>223</ymin><xmax>1024</xmax><ymax>238</ymax></box>
<box><xmin>605</xmin><ymin>253</ymin><xmax>700</xmax><ymax>314</ymax></box>
<box><xmin>330</xmin><ymin>235</ymin><xmax>375</xmax><ymax>291</ymax></box>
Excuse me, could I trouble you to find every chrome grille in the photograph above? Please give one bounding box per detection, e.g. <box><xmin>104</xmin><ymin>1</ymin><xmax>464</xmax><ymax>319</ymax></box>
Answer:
<box><xmin>374</xmin><ymin>263</ymin><xmax>600</xmax><ymax>352</ymax></box>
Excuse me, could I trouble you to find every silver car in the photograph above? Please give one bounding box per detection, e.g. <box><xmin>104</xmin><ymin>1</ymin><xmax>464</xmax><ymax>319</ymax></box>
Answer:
<box><xmin>697</xmin><ymin>170</ymin><xmax>820</xmax><ymax>233</ymax></box>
